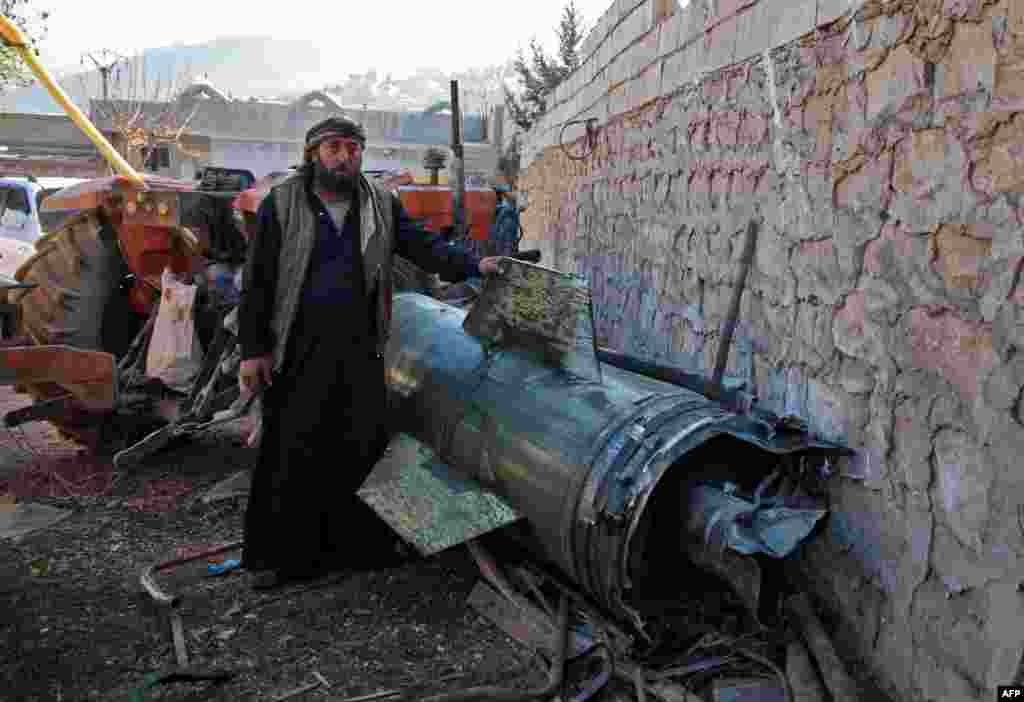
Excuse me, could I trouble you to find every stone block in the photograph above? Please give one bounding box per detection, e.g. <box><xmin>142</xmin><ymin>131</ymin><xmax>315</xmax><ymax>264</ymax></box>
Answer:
<box><xmin>994</xmin><ymin>55</ymin><xmax>1024</xmax><ymax>111</ymax></box>
<box><xmin>767</xmin><ymin>0</ymin><xmax>817</xmax><ymax>51</ymax></box>
<box><xmin>839</xmin><ymin>357</ymin><xmax>876</xmax><ymax>394</ymax></box>
<box><xmin>630</xmin><ymin>24</ymin><xmax>662</xmax><ymax>77</ymax></box>
<box><xmin>705</xmin><ymin>14</ymin><xmax>739</xmax><ymax>73</ymax></box>
<box><xmin>580</xmin><ymin>30</ymin><xmax>600</xmax><ymax>65</ymax></box>
<box><xmin>625</xmin><ymin>1</ymin><xmax>652</xmax><ymax>47</ymax></box>
<box><xmin>932</xmin><ymin>224</ymin><xmax>992</xmax><ymax>292</ymax></box>
<box><xmin>973</xmin><ymin>114</ymin><xmax>1024</xmax><ymax>196</ymax></box>
<box><xmin>890</xmin><ymin>128</ymin><xmax>969</xmax><ymax>231</ymax></box>
<box><xmin>893</xmin><ymin>401</ymin><xmax>933</xmax><ymax>488</ymax></box>
<box><xmin>865</xmin><ymin>44</ymin><xmax>927</xmax><ymax>124</ymax></box>
<box><xmin>982</xmin><ymin>356</ymin><xmax>1024</xmax><ymax>410</ymax></box>
<box><xmin>937</xmin><ymin>21</ymin><xmax>998</xmax><ymax>104</ymax></box>
<box><xmin>732</xmin><ymin>0</ymin><xmax>775</xmax><ymax>62</ymax></box>
<box><xmin>834</xmin><ymin>149</ymin><xmax>893</xmax><ymax>214</ymax></box>
<box><xmin>914</xmin><ymin>649</ymin><xmax>986</xmax><ymax>702</ymax></box>
<box><xmin>657</xmin><ymin>9</ymin><xmax>684</xmax><ymax>57</ymax></box>
<box><xmin>871</xmin><ymin>615</ymin><xmax>917</xmax><ymax>696</ymax></box>
<box><xmin>609</xmin><ymin>51</ymin><xmax>631</xmax><ymax>88</ymax></box>
<box><xmin>816</xmin><ymin>0</ymin><xmax>853</xmax><ymax>28</ymax></box>
<box><xmin>980</xmin><ymin>255</ymin><xmax>1023</xmax><ymax>322</ymax></box>
<box><xmin>985</xmin><ymin>580</ymin><xmax>1024</xmax><ymax>693</ymax></box>
<box><xmin>833</xmin><ymin>291</ymin><xmax>889</xmax><ymax>364</ymax></box>
<box><xmin>932</xmin><ymin>429</ymin><xmax>994</xmax><ymax>553</ymax></box>
<box><xmin>661</xmin><ymin>41</ymin><xmax>696</xmax><ymax>94</ymax></box>
<box><xmin>792</xmin><ymin>237</ymin><xmax>843</xmax><ymax>304</ymax></box>
<box><xmin>804</xmin><ymin>376</ymin><xmax>849</xmax><ymax>441</ymax></box>
<box><xmin>902</xmin><ymin>307</ymin><xmax>998</xmax><ymax>408</ymax></box>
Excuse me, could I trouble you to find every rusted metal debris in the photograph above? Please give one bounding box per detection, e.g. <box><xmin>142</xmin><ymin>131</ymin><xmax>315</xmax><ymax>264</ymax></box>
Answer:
<box><xmin>463</xmin><ymin>539</ymin><xmax>806</xmax><ymax>702</ymax></box>
<box><xmin>785</xmin><ymin>638</ymin><xmax>827</xmax><ymax>702</ymax></box>
<box><xmin>270</xmin><ymin>671</ymin><xmax>331</xmax><ymax>702</ymax></box>
<box><xmin>785</xmin><ymin>594</ymin><xmax>860</xmax><ymax>702</ymax></box>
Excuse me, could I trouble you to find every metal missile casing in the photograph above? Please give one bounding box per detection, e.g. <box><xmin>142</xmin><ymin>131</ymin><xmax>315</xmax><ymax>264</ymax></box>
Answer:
<box><xmin>366</xmin><ymin>261</ymin><xmax>844</xmax><ymax>635</ymax></box>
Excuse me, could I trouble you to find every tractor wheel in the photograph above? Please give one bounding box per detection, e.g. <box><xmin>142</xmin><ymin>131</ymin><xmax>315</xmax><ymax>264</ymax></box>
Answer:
<box><xmin>5</xmin><ymin>213</ymin><xmax>133</xmax><ymax>445</ymax></box>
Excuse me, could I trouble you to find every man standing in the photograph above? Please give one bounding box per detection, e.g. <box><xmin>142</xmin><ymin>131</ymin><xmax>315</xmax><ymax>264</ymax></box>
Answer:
<box><xmin>238</xmin><ymin>116</ymin><xmax>501</xmax><ymax>588</ymax></box>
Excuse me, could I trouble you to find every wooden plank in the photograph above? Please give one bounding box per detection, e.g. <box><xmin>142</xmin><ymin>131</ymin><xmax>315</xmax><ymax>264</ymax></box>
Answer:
<box><xmin>357</xmin><ymin>433</ymin><xmax>521</xmax><ymax>556</ymax></box>
<box><xmin>467</xmin><ymin>580</ymin><xmax>557</xmax><ymax>654</ymax></box>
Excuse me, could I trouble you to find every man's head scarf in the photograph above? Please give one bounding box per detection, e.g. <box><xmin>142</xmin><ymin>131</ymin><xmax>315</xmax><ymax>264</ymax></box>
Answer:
<box><xmin>304</xmin><ymin>116</ymin><xmax>367</xmax><ymax>164</ymax></box>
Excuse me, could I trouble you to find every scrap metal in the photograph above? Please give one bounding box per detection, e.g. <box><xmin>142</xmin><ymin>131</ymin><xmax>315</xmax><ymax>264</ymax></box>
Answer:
<box><xmin>363</xmin><ymin>259</ymin><xmax>848</xmax><ymax>639</ymax></box>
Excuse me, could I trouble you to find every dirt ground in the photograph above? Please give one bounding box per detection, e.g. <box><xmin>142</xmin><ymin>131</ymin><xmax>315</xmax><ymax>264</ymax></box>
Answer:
<box><xmin>0</xmin><ymin>388</ymin><xmax>546</xmax><ymax>702</ymax></box>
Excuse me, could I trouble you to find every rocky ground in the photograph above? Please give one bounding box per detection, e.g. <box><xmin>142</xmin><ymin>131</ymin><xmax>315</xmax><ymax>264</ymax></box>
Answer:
<box><xmin>0</xmin><ymin>388</ymin><xmax>545</xmax><ymax>702</ymax></box>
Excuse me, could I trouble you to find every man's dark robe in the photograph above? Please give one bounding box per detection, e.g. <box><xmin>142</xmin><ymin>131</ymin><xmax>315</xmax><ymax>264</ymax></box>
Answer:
<box><xmin>238</xmin><ymin>182</ymin><xmax>480</xmax><ymax>576</ymax></box>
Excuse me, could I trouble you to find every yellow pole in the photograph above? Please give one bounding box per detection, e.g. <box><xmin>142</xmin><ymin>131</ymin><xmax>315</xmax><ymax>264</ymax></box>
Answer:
<box><xmin>0</xmin><ymin>16</ymin><xmax>145</xmax><ymax>187</ymax></box>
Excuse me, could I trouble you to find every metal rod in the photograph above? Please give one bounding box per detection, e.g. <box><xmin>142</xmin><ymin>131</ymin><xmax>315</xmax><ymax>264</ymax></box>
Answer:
<box><xmin>140</xmin><ymin>541</ymin><xmax>244</xmax><ymax>606</ymax></box>
<box><xmin>709</xmin><ymin>218</ymin><xmax>759</xmax><ymax>401</ymax></box>
<box><xmin>595</xmin><ymin>346</ymin><xmax>750</xmax><ymax>413</ymax></box>
<box><xmin>170</xmin><ymin>611</ymin><xmax>189</xmax><ymax>668</ymax></box>
<box><xmin>418</xmin><ymin>592</ymin><xmax>569</xmax><ymax>702</ymax></box>
<box><xmin>450</xmin><ymin>80</ymin><xmax>466</xmax><ymax>239</ymax></box>
<box><xmin>0</xmin><ymin>16</ymin><xmax>144</xmax><ymax>185</ymax></box>
<box><xmin>784</xmin><ymin>594</ymin><xmax>859</xmax><ymax>702</ymax></box>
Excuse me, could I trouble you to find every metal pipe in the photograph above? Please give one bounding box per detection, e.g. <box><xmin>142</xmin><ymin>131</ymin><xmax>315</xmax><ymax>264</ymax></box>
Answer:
<box><xmin>709</xmin><ymin>218</ymin><xmax>759</xmax><ymax>402</ymax></box>
<box><xmin>595</xmin><ymin>346</ymin><xmax>750</xmax><ymax>412</ymax></box>
<box><xmin>450</xmin><ymin>80</ymin><xmax>466</xmax><ymax>239</ymax></box>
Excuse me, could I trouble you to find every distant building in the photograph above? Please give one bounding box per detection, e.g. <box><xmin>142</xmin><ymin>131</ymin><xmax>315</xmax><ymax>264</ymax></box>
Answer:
<box><xmin>90</xmin><ymin>81</ymin><xmax>503</xmax><ymax>184</ymax></box>
<box><xmin>0</xmin><ymin>113</ymin><xmax>105</xmax><ymax>179</ymax></box>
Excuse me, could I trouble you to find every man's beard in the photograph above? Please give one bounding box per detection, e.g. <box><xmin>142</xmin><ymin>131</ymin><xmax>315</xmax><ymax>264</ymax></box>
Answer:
<box><xmin>313</xmin><ymin>160</ymin><xmax>358</xmax><ymax>195</ymax></box>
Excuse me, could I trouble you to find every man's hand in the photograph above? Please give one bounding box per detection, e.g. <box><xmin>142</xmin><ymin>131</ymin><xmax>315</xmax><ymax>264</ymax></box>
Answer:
<box><xmin>239</xmin><ymin>355</ymin><xmax>273</xmax><ymax>397</ymax></box>
<box><xmin>477</xmin><ymin>257</ymin><xmax>504</xmax><ymax>276</ymax></box>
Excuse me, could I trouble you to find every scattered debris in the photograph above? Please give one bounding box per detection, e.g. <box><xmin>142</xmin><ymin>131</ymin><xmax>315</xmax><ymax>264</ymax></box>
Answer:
<box><xmin>270</xmin><ymin>671</ymin><xmax>331</xmax><ymax>702</ymax></box>
<box><xmin>201</xmin><ymin>469</ymin><xmax>251</xmax><ymax>504</ymax></box>
<box><xmin>0</xmin><ymin>449</ymin><xmax>116</xmax><ymax>500</ymax></box>
<box><xmin>126</xmin><ymin>668</ymin><xmax>235</xmax><ymax>702</ymax></box>
<box><xmin>29</xmin><ymin>556</ymin><xmax>49</xmax><ymax>577</ymax></box>
<box><xmin>785</xmin><ymin>638</ymin><xmax>826</xmax><ymax>702</ymax></box>
<box><xmin>170</xmin><ymin>611</ymin><xmax>189</xmax><ymax>667</ymax></box>
<box><xmin>0</xmin><ymin>499</ymin><xmax>72</xmax><ymax>542</ymax></box>
<box><xmin>338</xmin><ymin>689</ymin><xmax>402</xmax><ymax>702</ymax></box>
<box><xmin>710</xmin><ymin>676</ymin><xmax>786</xmax><ymax>702</ymax></box>
<box><xmin>140</xmin><ymin>541</ymin><xmax>243</xmax><ymax>606</ymax></box>
<box><xmin>646</xmin><ymin>681</ymin><xmax>701</xmax><ymax>702</ymax></box>
<box><xmin>785</xmin><ymin>594</ymin><xmax>859</xmax><ymax>702</ymax></box>
<box><xmin>207</xmin><ymin>558</ymin><xmax>242</xmax><ymax>576</ymax></box>
<box><xmin>125</xmin><ymin>479</ymin><xmax>193</xmax><ymax>512</ymax></box>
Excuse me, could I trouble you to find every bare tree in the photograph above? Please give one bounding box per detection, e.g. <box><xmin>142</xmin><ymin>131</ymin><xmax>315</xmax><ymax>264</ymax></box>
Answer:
<box><xmin>85</xmin><ymin>53</ymin><xmax>202</xmax><ymax>173</ymax></box>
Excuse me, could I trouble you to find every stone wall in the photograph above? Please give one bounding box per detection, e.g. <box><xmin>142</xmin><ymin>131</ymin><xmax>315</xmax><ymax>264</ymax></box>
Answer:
<box><xmin>516</xmin><ymin>0</ymin><xmax>1024</xmax><ymax>699</ymax></box>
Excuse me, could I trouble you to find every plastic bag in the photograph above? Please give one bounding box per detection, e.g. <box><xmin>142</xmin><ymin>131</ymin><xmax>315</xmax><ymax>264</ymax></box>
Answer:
<box><xmin>146</xmin><ymin>268</ymin><xmax>204</xmax><ymax>391</ymax></box>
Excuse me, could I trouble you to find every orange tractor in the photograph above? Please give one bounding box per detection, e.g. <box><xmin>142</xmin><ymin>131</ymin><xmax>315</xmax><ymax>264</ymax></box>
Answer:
<box><xmin>1</xmin><ymin>171</ymin><xmax>508</xmax><ymax>467</ymax></box>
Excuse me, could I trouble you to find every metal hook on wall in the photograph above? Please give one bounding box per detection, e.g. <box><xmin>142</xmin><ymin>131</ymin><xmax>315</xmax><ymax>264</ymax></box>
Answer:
<box><xmin>559</xmin><ymin>118</ymin><xmax>600</xmax><ymax>162</ymax></box>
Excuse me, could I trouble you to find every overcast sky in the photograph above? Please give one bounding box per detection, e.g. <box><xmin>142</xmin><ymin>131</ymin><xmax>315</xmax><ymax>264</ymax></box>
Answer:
<box><xmin>37</xmin><ymin>0</ymin><xmax>614</xmax><ymax>78</ymax></box>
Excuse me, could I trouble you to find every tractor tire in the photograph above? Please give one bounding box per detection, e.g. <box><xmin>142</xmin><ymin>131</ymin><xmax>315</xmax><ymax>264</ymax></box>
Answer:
<box><xmin>5</xmin><ymin>213</ymin><xmax>127</xmax><ymax>445</ymax></box>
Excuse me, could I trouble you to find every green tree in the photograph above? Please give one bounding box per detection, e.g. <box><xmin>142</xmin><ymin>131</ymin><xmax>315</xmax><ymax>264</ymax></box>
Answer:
<box><xmin>504</xmin><ymin>0</ymin><xmax>584</xmax><ymax>131</ymax></box>
<box><xmin>1</xmin><ymin>0</ymin><xmax>50</xmax><ymax>90</ymax></box>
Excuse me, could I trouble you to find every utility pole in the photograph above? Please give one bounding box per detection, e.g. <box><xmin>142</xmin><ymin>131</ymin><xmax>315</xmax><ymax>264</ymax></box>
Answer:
<box><xmin>450</xmin><ymin>79</ymin><xmax>466</xmax><ymax>239</ymax></box>
<box><xmin>82</xmin><ymin>49</ymin><xmax>124</xmax><ymax>101</ymax></box>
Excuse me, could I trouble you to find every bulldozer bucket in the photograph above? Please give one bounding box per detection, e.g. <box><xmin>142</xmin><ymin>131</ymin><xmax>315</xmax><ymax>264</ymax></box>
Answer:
<box><xmin>0</xmin><ymin>345</ymin><xmax>117</xmax><ymax>411</ymax></box>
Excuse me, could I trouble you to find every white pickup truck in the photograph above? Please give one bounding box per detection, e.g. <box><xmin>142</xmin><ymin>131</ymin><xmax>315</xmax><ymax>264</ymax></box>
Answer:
<box><xmin>0</xmin><ymin>177</ymin><xmax>85</xmax><ymax>284</ymax></box>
